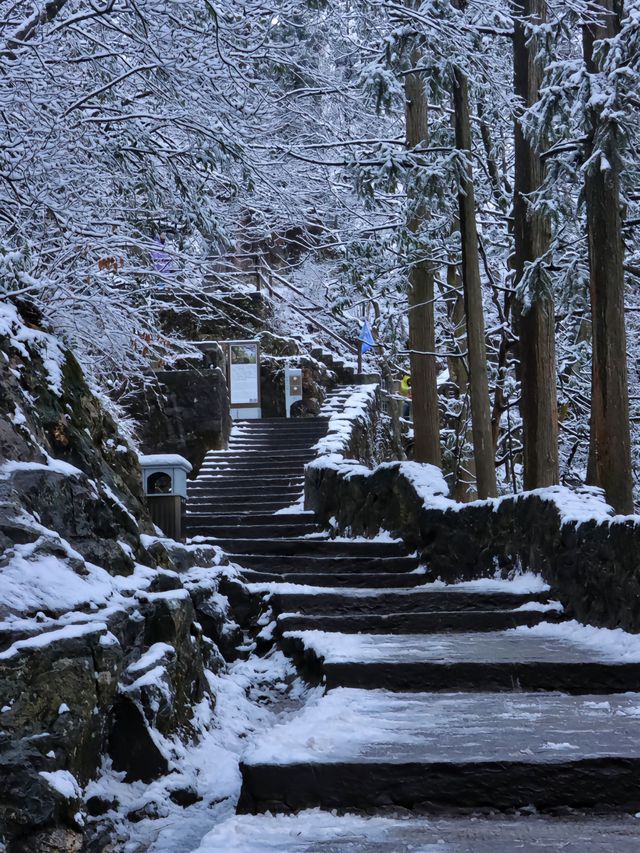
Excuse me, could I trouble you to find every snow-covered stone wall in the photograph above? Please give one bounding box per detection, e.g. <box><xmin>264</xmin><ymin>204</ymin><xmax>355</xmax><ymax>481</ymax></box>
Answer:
<box><xmin>306</xmin><ymin>457</ymin><xmax>640</xmax><ymax>633</ymax></box>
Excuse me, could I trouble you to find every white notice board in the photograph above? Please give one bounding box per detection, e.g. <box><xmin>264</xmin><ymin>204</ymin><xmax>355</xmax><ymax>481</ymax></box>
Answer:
<box><xmin>229</xmin><ymin>342</ymin><xmax>259</xmax><ymax>406</ymax></box>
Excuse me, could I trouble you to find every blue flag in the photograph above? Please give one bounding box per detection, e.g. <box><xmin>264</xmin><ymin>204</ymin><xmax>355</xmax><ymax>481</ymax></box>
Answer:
<box><xmin>358</xmin><ymin>320</ymin><xmax>376</xmax><ymax>354</ymax></box>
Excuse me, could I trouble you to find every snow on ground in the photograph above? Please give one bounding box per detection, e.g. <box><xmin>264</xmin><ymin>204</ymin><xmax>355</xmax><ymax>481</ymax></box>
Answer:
<box><xmin>514</xmin><ymin>600</ymin><xmax>564</xmax><ymax>613</ymax></box>
<box><xmin>40</xmin><ymin>769</ymin><xmax>82</xmax><ymax>799</ymax></box>
<box><xmin>511</xmin><ymin>620</ymin><xmax>640</xmax><ymax>662</ymax></box>
<box><xmin>424</xmin><ymin>572</ymin><xmax>550</xmax><ymax>594</ymax></box>
<box><xmin>243</xmin><ymin>688</ymin><xmax>640</xmax><ymax>767</ymax></box>
<box><xmin>87</xmin><ymin>651</ymin><xmax>322</xmax><ymax>853</ymax></box>
<box><xmin>0</xmin><ymin>539</ymin><xmax>116</xmax><ymax>615</ymax></box>
<box><xmin>303</xmin><ymin>529</ymin><xmax>405</xmax><ymax>543</ymax></box>
<box><xmin>192</xmin><ymin>810</ymin><xmax>640</xmax><ymax>852</ymax></box>
<box><xmin>246</xmin><ymin>572</ymin><xmax>549</xmax><ymax>598</ymax></box>
<box><xmin>273</xmin><ymin>497</ymin><xmax>309</xmax><ymax>514</ymax></box>
<box><xmin>283</xmin><ymin>626</ymin><xmax>639</xmax><ymax>665</ymax></box>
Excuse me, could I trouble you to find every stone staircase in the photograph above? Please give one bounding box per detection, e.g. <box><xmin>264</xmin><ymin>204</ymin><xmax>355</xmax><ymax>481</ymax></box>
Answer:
<box><xmin>186</xmin><ymin>402</ymin><xmax>640</xmax><ymax>848</ymax></box>
<box><xmin>185</xmin><ymin>417</ymin><xmax>328</xmax><ymax>540</ymax></box>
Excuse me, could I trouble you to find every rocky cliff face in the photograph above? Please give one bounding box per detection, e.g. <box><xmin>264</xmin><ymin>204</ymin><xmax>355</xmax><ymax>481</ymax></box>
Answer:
<box><xmin>0</xmin><ymin>302</ymin><xmax>253</xmax><ymax>852</ymax></box>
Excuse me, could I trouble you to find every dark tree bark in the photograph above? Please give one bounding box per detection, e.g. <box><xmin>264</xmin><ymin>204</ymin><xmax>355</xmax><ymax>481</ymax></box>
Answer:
<box><xmin>405</xmin><ymin>63</ymin><xmax>441</xmax><ymax>466</ymax></box>
<box><xmin>441</xmin><ymin>256</ymin><xmax>476</xmax><ymax>500</ymax></box>
<box><xmin>583</xmin><ymin>0</ymin><xmax>634</xmax><ymax>513</ymax></box>
<box><xmin>3</xmin><ymin>1</ymin><xmax>71</xmax><ymax>58</ymax></box>
<box><xmin>513</xmin><ymin>0</ymin><xmax>559</xmax><ymax>490</ymax></box>
<box><xmin>452</xmin><ymin>68</ymin><xmax>497</xmax><ymax>498</ymax></box>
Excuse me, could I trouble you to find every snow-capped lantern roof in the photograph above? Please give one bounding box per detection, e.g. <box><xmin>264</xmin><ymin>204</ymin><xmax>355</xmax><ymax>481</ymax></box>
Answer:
<box><xmin>139</xmin><ymin>454</ymin><xmax>192</xmax><ymax>499</ymax></box>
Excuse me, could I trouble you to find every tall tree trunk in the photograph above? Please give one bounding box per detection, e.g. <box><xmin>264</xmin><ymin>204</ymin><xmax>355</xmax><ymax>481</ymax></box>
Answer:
<box><xmin>405</xmin><ymin>63</ymin><xmax>441</xmax><ymax>465</ymax></box>
<box><xmin>442</xmin><ymin>258</ymin><xmax>476</xmax><ymax>500</ymax></box>
<box><xmin>583</xmin><ymin>0</ymin><xmax>634</xmax><ymax>513</ymax></box>
<box><xmin>452</xmin><ymin>68</ymin><xmax>497</xmax><ymax>498</ymax></box>
<box><xmin>513</xmin><ymin>0</ymin><xmax>559</xmax><ymax>490</ymax></box>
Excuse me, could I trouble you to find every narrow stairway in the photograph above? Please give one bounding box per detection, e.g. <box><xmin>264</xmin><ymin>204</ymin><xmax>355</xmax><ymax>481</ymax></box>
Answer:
<box><xmin>185</xmin><ymin>417</ymin><xmax>328</xmax><ymax>541</ymax></box>
<box><xmin>186</xmin><ymin>409</ymin><xmax>640</xmax><ymax>849</ymax></box>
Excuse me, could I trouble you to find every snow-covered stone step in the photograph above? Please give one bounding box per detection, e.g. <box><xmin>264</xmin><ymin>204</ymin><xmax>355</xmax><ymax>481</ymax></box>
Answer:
<box><xmin>187</xmin><ymin>492</ymin><xmax>304</xmax><ymax>505</ymax></box>
<box><xmin>188</xmin><ymin>500</ymin><xmax>302</xmax><ymax>515</ymax></box>
<box><xmin>233</xmin><ymin>417</ymin><xmax>330</xmax><ymax>425</ymax></box>
<box><xmin>198</xmin><ymin>463</ymin><xmax>308</xmax><ymax>474</ymax></box>
<box><xmin>194</xmin><ymin>811</ymin><xmax>640</xmax><ymax>852</ymax></box>
<box><xmin>187</xmin><ymin>511</ymin><xmax>314</xmax><ymax>526</ymax></box>
<box><xmin>241</xmin><ymin>570</ymin><xmax>430</xmax><ymax>589</ymax></box>
<box><xmin>266</xmin><ymin>581</ymin><xmax>553</xmax><ymax>616</ymax></box>
<box><xmin>226</xmin><ymin>553</ymin><xmax>421</xmax><ymax>572</ymax></box>
<box><xmin>238</xmin><ymin>689</ymin><xmax>640</xmax><ymax>813</ymax></box>
<box><xmin>188</xmin><ymin>485</ymin><xmax>304</xmax><ymax>499</ymax></box>
<box><xmin>276</xmin><ymin>606</ymin><xmax>560</xmax><ymax>635</ymax></box>
<box><xmin>186</xmin><ymin>523</ymin><xmax>321</xmax><ymax>539</ymax></box>
<box><xmin>215</xmin><ymin>450</ymin><xmax>316</xmax><ymax>459</ymax></box>
<box><xmin>222</xmin><ymin>441</ymin><xmax>324</xmax><ymax>451</ymax></box>
<box><xmin>217</xmin><ymin>538</ymin><xmax>411</xmax><ymax>558</ymax></box>
<box><xmin>192</xmin><ymin>473</ymin><xmax>305</xmax><ymax>483</ymax></box>
<box><xmin>283</xmin><ymin>625</ymin><xmax>640</xmax><ymax>692</ymax></box>
<box><xmin>203</xmin><ymin>448</ymin><xmax>318</xmax><ymax>458</ymax></box>
<box><xmin>189</xmin><ymin>477</ymin><xmax>304</xmax><ymax>490</ymax></box>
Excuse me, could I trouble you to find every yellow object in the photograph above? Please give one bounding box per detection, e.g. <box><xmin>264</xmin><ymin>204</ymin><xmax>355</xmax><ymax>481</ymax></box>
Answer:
<box><xmin>400</xmin><ymin>374</ymin><xmax>411</xmax><ymax>395</ymax></box>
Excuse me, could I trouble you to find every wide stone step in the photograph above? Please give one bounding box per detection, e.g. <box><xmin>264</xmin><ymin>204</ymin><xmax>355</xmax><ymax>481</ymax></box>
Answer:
<box><xmin>188</xmin><ymin>490</ymin><xmax>303</xmax><ymax>501</ymax></box>
<box><xmin>197</xmin><ymin>463</ymin><xmax>307</xmax><ymax>474</ymax></box>
<box><xmin>188</xmin><ymin>500</ymin><xmax>300</xmax><ymax>515</ymax></box>
<box><xmin>200</xmin><ymin>458</ymin><xmax>315</xmax><ymax>469</ymax></box>
<box><xmin>223</xmin><ymin>554</ymin><xmax>421</xmax><ymax>572</ymax></box>
<box><xmin>188</xmin><ymin>483</ymin><xmax>304</xmax><ymax>497</ymax></box>
<box><xmin>230</xmin><ymin>428</ymin><xmax>327</xmax><ymax>438</ymax></box>
<box><xmin>268</xmin><ymin>587</ymin><xmax>553</xmax><ymax>616</ymax></box>
<box><xmin>241</xmin><ymin>570</ymin><xmax>430</xmax><ymax>588</ymax></box>
<box><xmin>193</xmin><ymin>470</ymin><xmax>305</xmax><ymax>479</ymax></box>
<box><xmin>276</xmin><ymin>608</ymin><xmax>559</xmax><ymax>635</ymax></box>
<box><xmin>225</xmin><ymin>440</ymin><xmax>321</xmax><ymax>449</ymax></box>
<box><xmin>194</xmin><ymin>811</ymin><xmax>640</xmax><ymax>852</ymax></box>
<box><xmin>195</xmin><ymin>472</ymin><xmax>307</xmax><ymax>483</ymax></box>
<box><xmin>202</xmin><ymin>452</ymin><xmax>316</xmax><ymax>462</ymax></box>
<box><xmin>234</xmin><ymin>415</ymin><xmax>328</xmax><ymax>428</ymax></box>
<box><xmin>185</xmin><ymin>523</ymin><xmax>321</xmax><ymax>539</ymax></box>
<box><xmin>283</xmin><ymin>628</ymin><xmax>640</xmax><ymax>693</ymax></box>
<box><xmin>218</xmin><ymin>539</ymin><xmax>411</xmax><ymax>558</ymax></box>
<box><xmin>200</xmin><ymin>462</ymin><xmax>314</xmax><ymax>472</ymax></box>
<box><xmin>189</xmin><ymin>477</ymin><xmax>304</xmax><ymax>490</ymax></box>
<box><xmin>191</xmin><ymin>511</ymin><xmax>314</xmax><ymax>526</ymax></box>
<box><xmin>238</xmin><ymin>689</ymin><xmax>640</xmax><ymax>813</ymax></box>
<box><xmin>190</xmin><ymin>483</ymin><xmax>304</xmax><ymax>494</ymax></box>
<box><xmin>187</xmin><ymin>497</ymin><xmax>303</xmax><ymax>512</ymax></box>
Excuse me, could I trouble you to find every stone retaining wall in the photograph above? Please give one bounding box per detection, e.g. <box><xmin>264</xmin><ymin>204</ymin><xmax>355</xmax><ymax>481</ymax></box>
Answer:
<box><xmin>306</xmin><ymin>459</ymin><xmax>640</xmax><ymax>633</ymax></box>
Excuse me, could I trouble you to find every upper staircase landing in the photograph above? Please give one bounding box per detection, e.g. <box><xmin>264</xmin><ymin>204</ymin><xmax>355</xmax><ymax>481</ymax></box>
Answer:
<box><xmin>185</xmin><ymin>385</ymin><xmax>362</xmax><ymax>539</ymax></box>
<box><xmin>186</xmin><ymin>416</ymin><xmax>328</xmax><ymax>539</ymax></box>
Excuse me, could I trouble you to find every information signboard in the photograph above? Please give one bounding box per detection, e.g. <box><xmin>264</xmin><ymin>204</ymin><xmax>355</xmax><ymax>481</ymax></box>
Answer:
<box><xmin>223</xmin><ymin>340</ymin><xmax>261</xmax><ymax>419</ymax></box>
<box><xmin>229</xmin><ymin>342</ymin><xmax>259</xmax><ymax>406</ymax></box>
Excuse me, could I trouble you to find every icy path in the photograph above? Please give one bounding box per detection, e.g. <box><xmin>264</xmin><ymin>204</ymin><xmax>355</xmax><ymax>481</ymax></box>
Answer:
<box><xmin>194</xmin><ymin>811</ymin><xmax>640</xmax><ymax>852</ymax></box>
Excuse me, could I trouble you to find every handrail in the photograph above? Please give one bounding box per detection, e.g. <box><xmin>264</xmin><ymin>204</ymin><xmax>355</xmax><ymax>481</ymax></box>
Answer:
<box><xmin>267</xmin><ymin>268</ymin><xmax>353</xmax><ymax>332</ymax></box>
<box><xmin>257</xmin><ymin>269</ymin><xmax>359</xmax><ymax>356</ymax></box>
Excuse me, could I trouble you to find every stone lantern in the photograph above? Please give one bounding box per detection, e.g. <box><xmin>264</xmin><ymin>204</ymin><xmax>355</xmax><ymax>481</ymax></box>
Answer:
<box><xmin>139</xmin><ymin>454</ymin><xmax>192</xmax><ymax>540</ymax></box>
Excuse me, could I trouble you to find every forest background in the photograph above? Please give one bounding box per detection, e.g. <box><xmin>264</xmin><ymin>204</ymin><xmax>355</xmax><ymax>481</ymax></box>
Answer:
<box><xmin>2</xmin><ymin>0</ymin><xmax>639</xmax><ymax>512</ymax></box>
